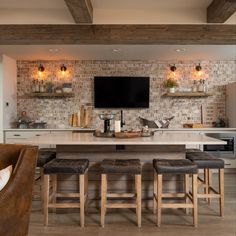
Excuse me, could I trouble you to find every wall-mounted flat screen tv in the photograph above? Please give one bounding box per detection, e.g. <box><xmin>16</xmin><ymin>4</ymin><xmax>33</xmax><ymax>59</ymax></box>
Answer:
<box><xmin>94</xmin><ymin>76</ymin><xmax>150</xmax><ymax>108</ymax></box>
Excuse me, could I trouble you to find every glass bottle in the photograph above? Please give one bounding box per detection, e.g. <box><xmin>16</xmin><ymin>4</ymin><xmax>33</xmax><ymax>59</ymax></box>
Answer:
<box><xmin>202</xmin><ymin>80</ymin><xmax>207</xmax><ymax>92</ymax></box>
<box><xmin>39</xmin><ymin>80</ymin><xmax>45</xmax><ymax>93</ymax></box>
<box><xmin>35</xmin><ymin>80</ymin><xmax>40</xmax><ymax>93</ymax></box>
<box><xmin>32</xmin><ymin>80</ymin><xmax>36</xmax><ymax>93</ymax></box>
<box><xmin>198</xmin><ymin>79</ymin><xmax>204</xmax><ymax>92</ymax></box>
<box><xmin>192</xmin><ymin>80</ymin><xmax>197</xmax><ymax>92</ymax></box>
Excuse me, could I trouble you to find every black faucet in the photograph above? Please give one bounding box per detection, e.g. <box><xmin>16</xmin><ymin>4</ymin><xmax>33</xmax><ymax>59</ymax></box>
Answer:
<box><xmin>121</xmin><ymin>110</ymin><xmax>125</xmax><ymax>128</ymax></box>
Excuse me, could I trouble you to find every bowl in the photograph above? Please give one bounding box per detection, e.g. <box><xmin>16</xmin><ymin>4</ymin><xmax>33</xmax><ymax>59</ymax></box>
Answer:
<box><xmin>98</xmin><ymin>113</ymin><xmax>115</xmax><ymax>120</ymax></box>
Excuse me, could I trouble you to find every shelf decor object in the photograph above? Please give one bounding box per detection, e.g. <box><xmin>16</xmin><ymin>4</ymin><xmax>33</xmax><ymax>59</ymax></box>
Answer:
<box><xmin>162</xmin><ymin>92</ymin><xmax>212</xmax><ymax>97</ymax></box>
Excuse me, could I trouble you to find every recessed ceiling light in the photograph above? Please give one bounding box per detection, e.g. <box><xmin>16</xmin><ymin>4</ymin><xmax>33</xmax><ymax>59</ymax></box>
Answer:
<box><xmin>175</xmin><ymin>48</ymin><xmax>187</xmax><ymax>53</ymax></box>
<box><xmin>49</xmin><ymin>48</ymin><xmax>59</xmax><ymax>53</ymax></box>
<box><xmin>113</xmin><ymin>48</ymin><xmax>121</xmax><ymax>52</ymax></box>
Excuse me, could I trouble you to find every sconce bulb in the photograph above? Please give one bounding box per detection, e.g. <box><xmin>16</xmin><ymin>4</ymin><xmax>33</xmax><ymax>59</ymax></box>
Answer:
<box><xmin>198</xmin><ymin>70</ymin><xmax>203</xmax><ymax>76</ymax></box>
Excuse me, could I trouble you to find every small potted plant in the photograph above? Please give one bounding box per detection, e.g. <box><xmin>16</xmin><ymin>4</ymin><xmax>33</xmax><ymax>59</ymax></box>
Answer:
<box><xmin>45</xmin><ymin>81</ymin><xmax>54</xmax><ymax>93</ymax></box>
<box><xmin>163</xmin><ymin>78</ymin><xmax>179</xmax><ymax>93</ymax></box>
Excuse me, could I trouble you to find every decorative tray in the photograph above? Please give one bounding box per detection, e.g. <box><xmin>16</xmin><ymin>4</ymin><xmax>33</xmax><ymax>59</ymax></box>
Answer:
<box><xmin>94</xmin><ymin>130</ymin><xmax>154</xmax><ymax>138</ymax></box>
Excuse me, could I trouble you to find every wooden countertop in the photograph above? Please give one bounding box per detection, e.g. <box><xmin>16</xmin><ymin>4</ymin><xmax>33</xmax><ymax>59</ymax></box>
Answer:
<box><xmin>21</xmin><ymin>132</ymin><xmax>226</xmax><ymax>145</ymax></box>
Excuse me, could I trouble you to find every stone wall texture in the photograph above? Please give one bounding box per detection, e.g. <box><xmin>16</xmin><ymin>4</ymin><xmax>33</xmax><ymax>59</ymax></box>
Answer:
<box><xmin>16</xmin><ymin>60</ymin><xmax>236</xmax><ymax>129</ymax></box>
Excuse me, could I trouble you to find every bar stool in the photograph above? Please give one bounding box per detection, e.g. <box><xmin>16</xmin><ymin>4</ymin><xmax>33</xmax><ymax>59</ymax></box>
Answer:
<box><xmin>186</xmin><ymin>150</ymin><xmax>224</xmax><ymax>216</ymax></box>
<box><xmin>153</xmin><ymin>159</ymin><xmax>198</xmax><ymax>227</ymax></box>
<box><xmin>43</xmin><ymin>158</ymin><xmax>89</xmax><ymax>227</ymax></box>
<box><xmin>34</xmin><ymin>148</ymin><xmax>56</xmax><ymax>209</ymax></box>
<box><xmin>100</xmin><ymin>159</ymin><xmax>142</xmax><ymax>228</ymax></box>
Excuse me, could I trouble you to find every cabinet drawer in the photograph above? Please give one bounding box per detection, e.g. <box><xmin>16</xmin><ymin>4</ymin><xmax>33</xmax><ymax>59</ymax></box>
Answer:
<box><xmin>5</xmin><ymin>131</ymin><xmax>50</xmax><ymax>139</ymax></box>
<box><xmin>222</xmin><ymin>158</ymin><xmax>236</xmax><ymax>169</ymax></box>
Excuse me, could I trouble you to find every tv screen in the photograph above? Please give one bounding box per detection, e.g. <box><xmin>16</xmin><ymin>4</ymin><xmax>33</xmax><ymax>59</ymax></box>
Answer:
<box><xmin>94</xmin><ymin>76</ymin><xmax>150</xmax><ymax>108</ymax></box>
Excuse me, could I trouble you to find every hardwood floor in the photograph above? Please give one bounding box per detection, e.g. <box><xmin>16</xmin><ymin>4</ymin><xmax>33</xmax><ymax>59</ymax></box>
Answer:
<box><xmin>28</xmin><ymin>173</ymin><xmax>236</xmax><ymax>236</ymax></box>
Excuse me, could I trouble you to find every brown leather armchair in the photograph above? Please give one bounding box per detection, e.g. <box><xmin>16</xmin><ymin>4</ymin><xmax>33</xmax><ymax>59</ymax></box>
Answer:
<box><xmin>0</xmin><ymin>144</ymin><xmax>38</xmax><ymax>236</ymax></box>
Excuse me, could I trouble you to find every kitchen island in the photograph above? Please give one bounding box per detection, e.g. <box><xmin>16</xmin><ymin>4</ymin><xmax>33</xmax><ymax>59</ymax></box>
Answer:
<box><xmin>23</xmin><ymin>132</ymin><xmax>225</xmax><ymax>209</ymax></box>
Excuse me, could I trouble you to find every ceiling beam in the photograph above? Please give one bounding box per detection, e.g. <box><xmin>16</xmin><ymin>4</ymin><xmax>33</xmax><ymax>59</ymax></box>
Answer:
<box><xmin>207</xmin><ymin>0</ymin><xmax>236</xmax><ymax>23</ymax></box>
<box><xmin>0</xmin><ymin>24</ymin><xmax>235</xmax><ymax>45</ymax></box>
<box><xmin>64</xmin><ymin>0</ymin><xmax>93</xmax><ymax>23</ymax></box>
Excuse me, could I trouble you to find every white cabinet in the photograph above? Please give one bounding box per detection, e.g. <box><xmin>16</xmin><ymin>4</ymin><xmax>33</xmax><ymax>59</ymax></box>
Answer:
<box><xmin>4</xmin><ymin>131</ymin><xmax>51</xmax><ymax>148</ymax></box>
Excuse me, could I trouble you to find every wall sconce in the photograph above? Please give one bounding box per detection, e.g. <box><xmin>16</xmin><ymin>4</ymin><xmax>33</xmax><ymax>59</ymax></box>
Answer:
<box><xmin>60</xmin><ymin>64</ymin><xmax>67</xmax><ymax>75</ymax></box>
<box><xmin>170</xmin><ymin>64</ymin><xmax>177</xmax><ymax>77</ymax></box>
<box><xmin>38</xmin><ymin>64</ymin><xmax>45</xmax><ymax>76</ymax></box>
<box><xmin>195</xmin><ymin>63</ymin><xmax>203</xmax><ymax>76</ymax></box>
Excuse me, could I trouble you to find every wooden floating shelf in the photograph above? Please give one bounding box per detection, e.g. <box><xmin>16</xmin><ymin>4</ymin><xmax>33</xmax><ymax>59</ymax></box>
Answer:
<box><xmin>162</xmin><ymin>92</ymin><xmax>212</xmax><ymax>97</ymax></box>
<box><xmin>25</xmin><ymin>93</ymin><xmax>74</xmax><ymax>98</ymax></box>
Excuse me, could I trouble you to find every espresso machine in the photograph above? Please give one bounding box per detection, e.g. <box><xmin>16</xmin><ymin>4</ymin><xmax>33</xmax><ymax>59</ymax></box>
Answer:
<box><xmin>98</xmin><ymin>113</ymin><xmax>115</xmax><ymax>133</ymax></box>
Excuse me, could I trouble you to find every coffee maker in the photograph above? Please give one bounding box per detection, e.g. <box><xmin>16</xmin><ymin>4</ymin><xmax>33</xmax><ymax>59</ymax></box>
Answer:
<box><xmin>98</xmin><ymin>113</ymin><xmax>115</xmax><ymax>133</ymax></box>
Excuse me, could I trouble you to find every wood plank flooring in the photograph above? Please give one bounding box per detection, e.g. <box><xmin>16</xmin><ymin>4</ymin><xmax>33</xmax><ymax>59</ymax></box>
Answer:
<box><xmin>28</xmin><ymin>173</ymin><xmax>236</xmax><ymax>236</ymax></box>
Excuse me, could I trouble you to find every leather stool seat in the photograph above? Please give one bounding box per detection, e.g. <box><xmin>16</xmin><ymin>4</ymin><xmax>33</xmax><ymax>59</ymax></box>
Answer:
<box><xmin>101</xmin><ymin>159</ymin><xmax>141</xmax><ymax>174</ymax></box>
<box><xmin>37</xmin><ymin>149</ymin><xmax>56</xmax><ymax>167</ymax></box>
<box><xmin>44</xmin><ymin>159</ymin><xmax>89</xmax><ymax>174</ymax></box>
<box><xmin>153</xmin><ymin>159</ymin><xmax>198</xmax><ymax>174</ymax></box>
<box><xmin>186</xmin><ymin>152</ymin><xmax>224</xmax><ymax>169</ymax></box>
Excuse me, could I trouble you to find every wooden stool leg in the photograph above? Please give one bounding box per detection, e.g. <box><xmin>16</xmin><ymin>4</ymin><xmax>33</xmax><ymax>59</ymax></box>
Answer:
<box><xmin>101</xmin><ymin>174</ymin><xmax>107</xmax><ymax>227</ymax></box>
<box><xmin>80</xmin><ymin>174</ymin><xmax>85</xmax><ymax>227</ymax></box>
<box><xmin>52</xmin><ymin>174</ymin><xmax>57</xmax><ymax>213</ymax></box>
<box><xmin>192</xmin><ymin>174</ymin><xmax>198</xmax><ymax>227</ymax></box>
<box><xmin>208</xmin><ymin>169</ymin><xmax>212</xmax><ymax>204</ymax></box>
<box><xmin>157</xmin><ymin>174</ymin><xmax>162</xmax><ymax>227</ymax></box>
<box><xmin>185</xmin><ymin>174</ymin><xmax>190</xmax><ymax>214</ymax></box>
<box><xmin>135</xmin><ymin>174</ymin><xmax>142</xmax><ymax>228</ymax></box>
<box><xmin>84</xmin><ymin>170</ymin><xmax>89</xmax><ymax>213</ymax></box>
<box><xmin>153</xmin><ymin>171</ymin><xmax>157</xmax><ymax>214</ymax></box>
<box><xmin>40</xmin><ymin>168</ymin><xmax>44</xmax><ymax>213</ymax></box>
<box><xmin>43</xmin><ymin>174</ymin><xmax>50</xmax><ymax>226</ymax></box>
<box><xmin>219</xmin><ymin>168</ymin><xmax>224</xmax><ymax>217</ymax></box>
<box><xmin>204</xmin><ymin>168</ymin><xmax>209</xmax><ymax>202</ymax></box>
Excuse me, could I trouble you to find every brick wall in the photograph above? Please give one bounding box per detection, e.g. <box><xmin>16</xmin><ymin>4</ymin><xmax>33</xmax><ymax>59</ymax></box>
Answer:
<box><xmin>16</xmin><ymin>60</ymin><xmax>236</xmax><ymax>129</ymax></box>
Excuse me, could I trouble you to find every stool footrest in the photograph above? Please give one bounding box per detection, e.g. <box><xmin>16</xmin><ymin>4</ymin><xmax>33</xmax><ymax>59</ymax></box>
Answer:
<box><xmin>105</xmin><ymin>203</ymin><xmax>137</xmax><ymax>208</ymax></box>
<box><xmin>56</xmin><ymin>193</ymin><xmax>80</xmax><ymax>198</ymax></box>
<box><xmin>48</xmin><ymin>203</ymin><xmax>81</xmax><ymax>208</ymax></box>
<box><xmin>197</xmin><ymin>193</ymin><xmax>221</xmax><ymax>198</ymax></box>
<box><xmin>107</xmin><ymin>193</ymin><xmax>136</xmax><ymax>198</ymax></box>
<box><xmin>161</xmin><ymin>203</ymin><xmax>194</xmax><ymax>208</ymax></box>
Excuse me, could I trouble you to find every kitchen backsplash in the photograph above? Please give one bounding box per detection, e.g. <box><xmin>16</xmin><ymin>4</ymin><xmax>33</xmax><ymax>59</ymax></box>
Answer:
<box><xmin>17</xmin><ymin>60</ymin><xmax>236</xmax><ymax>129</ymax></box>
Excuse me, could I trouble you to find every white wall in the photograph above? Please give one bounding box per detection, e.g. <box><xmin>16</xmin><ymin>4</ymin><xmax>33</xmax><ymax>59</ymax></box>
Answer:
<box><xmin>0</xmin><ymin>55</ymin><xmax>17</xmax><ymax>143</ymax></box>
<box><xmin>2</xmin><ymin>55</ymin><xmax>17</xmax><ymax>129</ymax></box>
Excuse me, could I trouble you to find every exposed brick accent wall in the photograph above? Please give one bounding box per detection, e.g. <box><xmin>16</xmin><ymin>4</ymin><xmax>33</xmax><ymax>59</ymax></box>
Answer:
<box><xmin>17</xmin><ymin>60</ymin><xmax>236</xmax><ymax>129</ymax></box>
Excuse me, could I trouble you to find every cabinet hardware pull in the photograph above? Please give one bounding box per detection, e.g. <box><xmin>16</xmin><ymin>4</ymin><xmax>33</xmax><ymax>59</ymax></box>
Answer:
<box><xmin>36</xmin><ymin>134</ymin><xmax>41</xmax><ymax>136</ymax></box>
<box><xmin>13</xmin><ymin>134</ymin><xmax>21</xmax><ymax>136</ymax></box>
<box><xmin>225</xmin><ymin>163</ymin><xmax>231</xmax><ymax>166</ymax></box>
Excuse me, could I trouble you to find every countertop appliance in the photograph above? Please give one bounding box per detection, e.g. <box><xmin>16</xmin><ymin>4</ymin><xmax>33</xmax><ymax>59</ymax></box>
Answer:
<box><xmin>204</xmin><ymin>133</ymin><xmax>236</xmax><ymax>159</ymax></box>
<box><xmin>98</xmin><ymin>113</ymin><xmax>115</xmax><ymax>133</ymax></box>
<box><xmin>226</xmin><ymin>82</ymin><xmax>236</xmax><ymax>128</ymax></box>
